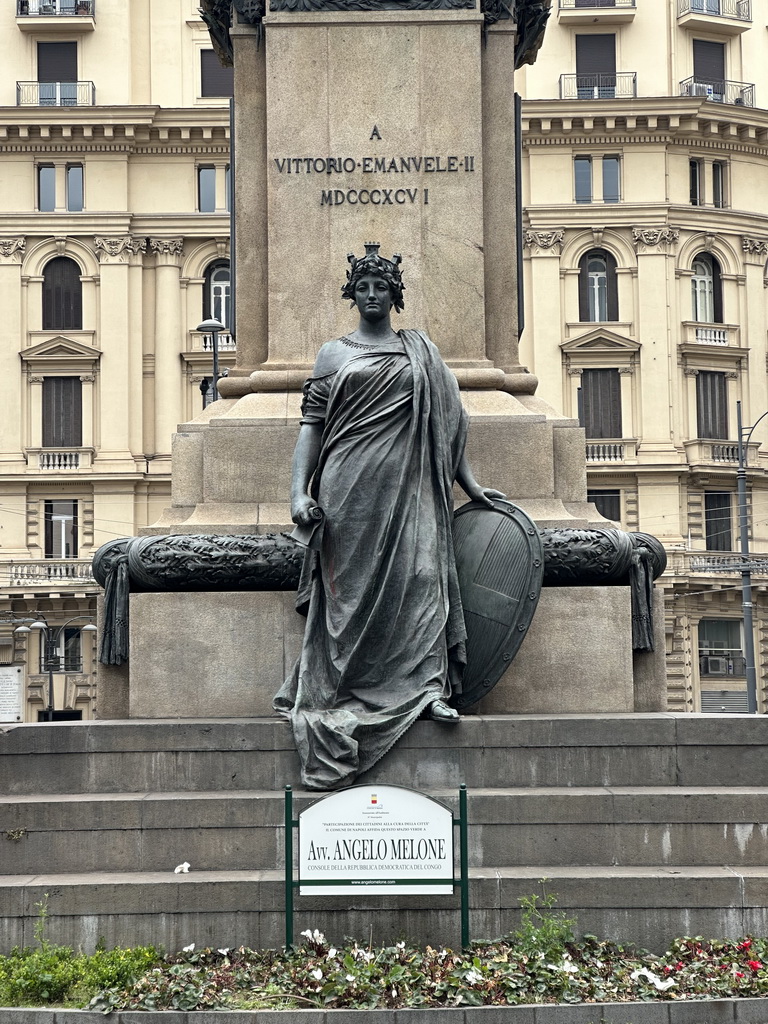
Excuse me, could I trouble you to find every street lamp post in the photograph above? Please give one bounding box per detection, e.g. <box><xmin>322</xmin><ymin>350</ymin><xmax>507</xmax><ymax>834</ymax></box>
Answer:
<box><xmin>197</xmin><ymin>317</ymin><xmax>226</xmax><ymax>403</ymax></box>
<box><xmin>736</xmin><ymin>400</ymin><xmax>768</xmax><ymax>715</ymax></box>
<box><xmin>14</xmin><ymin>615</ymin><xmax>97</xmax><ymax>722</ymax></box>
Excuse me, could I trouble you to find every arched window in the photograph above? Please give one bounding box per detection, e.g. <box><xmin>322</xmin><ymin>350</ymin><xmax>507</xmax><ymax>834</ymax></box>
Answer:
<box><xmin>42</xmin><ymin>256</ymin><xmax>82</xmax><ymax>330</ymax></box>
<box><xmin>578</xmin><ymin>249</ymin><xmax>618</xmax><ymax>322</ymax></box>
<box><xmin>203</xmin><ymin>260</ymin><xmax>231</xmax><ymax>329</ymax></box>
<box><xmin>691</xmin><ymin>252</ymin><xmax>722</xmax><ymax>324</ymax></box>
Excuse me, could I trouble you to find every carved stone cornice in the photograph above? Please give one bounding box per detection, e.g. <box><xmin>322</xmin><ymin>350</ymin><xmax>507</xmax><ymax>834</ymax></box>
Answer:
<box><xmin>0</xmin><ymin>237</ymin><xmax>25</xmax><ymax>263</ymax></box>
<box><xmin>524</xmin><ymin>228</ymin><xmax>565</xmax><ymax>256</ymax></box>
<box><xmin>149</xmin><ymin>237</ymin><xmax>184</xmax><ymax>265</ymax></box>
<box><xmin>632</xmin><ymin>227</ymin><xmax>679</xmax><ymax>254</ymax></box>
<box><xmin>94</xmin><ymin>236</ymin><xmax>148</xmax><ymax>264</ymax></box>
<box><xmin>567</xmin><ymin>367</ymin><xmax>583</xmax><ymax>376</ymax></box>
<box><xmin>684</xmin><ymin>368</ymin><xmax>699</xmax><ymax>377</ymax></box>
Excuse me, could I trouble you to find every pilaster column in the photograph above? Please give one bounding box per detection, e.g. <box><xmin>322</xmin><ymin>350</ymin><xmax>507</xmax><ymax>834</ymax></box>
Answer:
<box><xmin>128</xmin><ymin>239</ymin><xmax>148</xmax><ymax>457</ymax></box>
<box><xmin>149</xmin><ymin>238</ymin><xmax>184</xmax><ymax>457</ymax></box>
<box><xmin>0</xmin><ymin>238</ymin><xmax>26</xmax><ymax>454</ymax></box>
<box><xmin>481</xmin><ymin>19</ymin><xmax>525</xmax><ymax>379</ymax></box>
<box><xmin>632</xmin><ymin>226</ymin><xmax>680</xmax><ymax>456</ymax></box>
<box><xmin>80</xmin><ymin>375</ymin><xmax>95</xmax><ymax>449</ymax></box>
<box><xmin>522</xmin><ymin>229</ymin><xmax>564</xmax><ymax>408</ymax></box>
<box><xmin>28</xmin><ymin>376</ymin><xmax>44</xmax><ymax>450</ymax></box>
<box><xmin>93</xmin><ymin>236</ymin><xmax>136</xmax><ymax>460</ymax></box>
<box><xmin>219</xmin><ymin>23</ymin><xmax>268</xmax><ymax>396</ymax></box>
<box><xmin>741</xmin><ymin>236</ymin><xmax>768</xmax><ymax>445</ymax></box>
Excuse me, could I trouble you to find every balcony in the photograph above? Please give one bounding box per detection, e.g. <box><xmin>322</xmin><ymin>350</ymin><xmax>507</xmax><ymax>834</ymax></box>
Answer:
<box><xmin>27</xmin><ymin>448</ymin><xmax>93</xmax><ymax>471</ymax></box>
<box><xmin>667</xmin><ymin>550</ymin><xmax>768</xmax><ymax>576</ymax></box>
<box><xmin>680</xmin><ymin>77</ymin><xmax>755</xmax><ymax>106</ymax></box>
<box><xmin>558</xmin><ymin>0</ymin><xmax>636</xmax><ymax>23</ymax></box>
<box><xmin>681</xmin><ymin>321</ymin><xmax>739</xmax><ymax>347</ymax></box>
<box><xmin>8</xmin><ymin>559</ymin><xmax>96</xmax><ymax>587</ymax></box>
<box><xmin>560</xmin><ymin>73</ymin><xmax>637</xmax><ymax>101</ymax></box>
<box><xmin>699</xmin><ymin>652</ymin><xmax>746</xmax><ymax>677</ymax></box>
<box><xmin>17</xmin><ymin>0</ymin><xmax>95</xmax><ymax>30</ymax></box>
<box><xmin>16</xmin><ymin>81</ymin><xmax>95</xmax><ymax>106</ymax></box>
<box><xmin>678</xmin><ymin>0</ymin><xmax>750</xmax><ymax>33</ymax></box>
<box><xmin>188</xmin><ymin>329</ymin><xmax>237</xmax><ymax>353</ymax></box>
<box><xmin>586</xmin><ymin>439</ymin><xmax>638</xmax><ymax>463</ymax></box>
<box><xmin>683</xmin><ymin>438</ymin><xmax>759</xmax><ymax>467</ymax></box>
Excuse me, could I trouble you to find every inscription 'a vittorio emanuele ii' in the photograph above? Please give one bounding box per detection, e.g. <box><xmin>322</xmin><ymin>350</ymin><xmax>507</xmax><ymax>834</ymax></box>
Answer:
<box><xmin>273</xmin><ymin>154</ymin><xmax>476</xmax><ymax>175</ymax></box>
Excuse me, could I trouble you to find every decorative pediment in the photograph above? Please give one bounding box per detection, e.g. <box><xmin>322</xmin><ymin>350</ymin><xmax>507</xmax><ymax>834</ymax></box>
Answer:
<box><xmin>20</xmin><ymin>334</ymin><xmax>101</xmax><ymax>373</ymax></box>
<box><xmin>560</xmin><ymin>328</ymin><xmax>640</xmax><ymax>354</ymax></box>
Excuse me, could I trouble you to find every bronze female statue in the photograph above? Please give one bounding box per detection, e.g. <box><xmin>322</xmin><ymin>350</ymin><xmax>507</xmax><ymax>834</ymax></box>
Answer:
<box><xmin>274</xmin><ymin>244</ymin><xmax>504</xmax><ymax>789</ymax></box>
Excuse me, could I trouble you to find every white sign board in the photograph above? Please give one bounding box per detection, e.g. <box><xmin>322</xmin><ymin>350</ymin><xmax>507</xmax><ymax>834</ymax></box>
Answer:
<box><xmin>0</xmin><ymin>666</ymin><xmax>24</xmax><ymax>723</ymax></box>
<box><xmin>298</xmin><ymin>784</ymin><xmax>453</xmax><ymax>895</ymax></box>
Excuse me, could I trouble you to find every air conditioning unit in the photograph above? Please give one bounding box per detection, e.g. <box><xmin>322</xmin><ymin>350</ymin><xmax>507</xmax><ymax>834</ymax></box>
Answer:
<box><xmin>690</xmin><ymin>82</ymin><xmax>713</xmax><ymax>97</ymax></box>
<box><xmin>702</xmin><ymin>655</ymin><xmax>728</xmax><ymax>675</ymax></box>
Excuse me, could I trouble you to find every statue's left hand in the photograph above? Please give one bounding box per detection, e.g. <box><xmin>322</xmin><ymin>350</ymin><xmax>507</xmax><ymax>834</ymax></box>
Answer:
<box><xmin>471</xmin><ymin>487</ymin><xmax>506</xmax><ymax>509</ymax></box>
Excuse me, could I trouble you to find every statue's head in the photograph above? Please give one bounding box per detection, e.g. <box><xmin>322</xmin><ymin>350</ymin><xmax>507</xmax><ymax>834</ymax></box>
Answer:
<box><xmin>342</xmin><ymin>242</ymin><xmax>405</xmax><ymax>313</ymax></box>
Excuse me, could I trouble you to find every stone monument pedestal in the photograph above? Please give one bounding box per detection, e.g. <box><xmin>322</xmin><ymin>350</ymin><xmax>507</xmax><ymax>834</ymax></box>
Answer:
<box><xmin>95</xmin><ymin>585</ymin><xmax>665</xmax><ymax>721</ymax></box>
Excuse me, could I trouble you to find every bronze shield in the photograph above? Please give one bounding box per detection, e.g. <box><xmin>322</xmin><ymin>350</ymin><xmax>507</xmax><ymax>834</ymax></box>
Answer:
<box><xmin>451</xmin><ymin>500</ymin><xmax>544</xmax><ymax>710</ymax></box>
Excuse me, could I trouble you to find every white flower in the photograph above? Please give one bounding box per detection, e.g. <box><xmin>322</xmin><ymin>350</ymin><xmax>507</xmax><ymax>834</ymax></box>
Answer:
<box><xmin>346</xmin><ymin>974</ymin><xmax>355</xmax><ymax>983</ymax></box>
<box><xmin>396</xmin><ymin>941</ymin><xmax>406</xmax><ymax>950</ymax></box>
<box><xmin>311</xmin><ymin>968</ymin><xmax>323</xmax><ymax>980</ymax></box>
<box><xmin>312</xmin><ymin>929</ymin><xmax>326</xmax><ymax>944</ymax></box>
<box><xmin>465</xmin><ymin>969</ymin><xmax>483</xmax><ymax>985</ymax></box>
<box><xmin>391</xmin><ymin>987</ymin><xmax>397</xmax><ymax>997</ymax></box>
<box><xmin>182</xmin><ymin>943</ymin><xmax>195</xmax><ymax>953</ymax></box>
<box><xmin>300</xmin><ymin>930</ymin><xmax>312</xmax><ymax>940</ymax></box>
<box><xmin>174</xmin><ymin>862</ymin><xmax>191</xmax><ymax>874</ymax></box>
<box><xmin>218</xmin><ymin>948</ymin><xmax>229</xmax><ymax>956</ymax></box>
<box><xmin>362</xmin><ymin>950</ymin><xmax>374</xmax><ymax>963</ymax></box>
<box><xmin>630</xmin><ymin>967</ymin><xmax>676</xmax><ymax>991</ymax></box>
<box><xmin>327</xmin><ymin>948</ymin><xmax>337</xmax><ymax>959</ymax></box>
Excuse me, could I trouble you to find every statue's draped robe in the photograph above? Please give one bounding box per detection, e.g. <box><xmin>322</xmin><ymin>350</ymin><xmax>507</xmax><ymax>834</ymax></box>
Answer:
<box><xmin>274</xmin><ymin>330</ymin><xmax>468</xmax><ymax>789</ymax></box>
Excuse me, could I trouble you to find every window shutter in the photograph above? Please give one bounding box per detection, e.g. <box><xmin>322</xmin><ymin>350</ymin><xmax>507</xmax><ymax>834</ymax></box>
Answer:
<box><xmin>43</xmin><ymin>377</ymin><xmax>82</xmax><ymax>448</ymax></box>
<box><xmin>37</xmin><ymin>42</ymin><xmax>78</xmax><ymax>82</ymax></box>
<box><xmin>575</xmin><ymin>35</ymin><xmax>616</xmax><ymax>75</ymax></box>
<box><xmin>578</xmin><ymin>257</ymin><xmax>589</xmax><ymax>320</ymax></box>
<box><xmin>712</xmin><ymin>256</ymin><xmax>723</xmax><ymax>323</ymax></box>
<box><xmin>582</xmin><ymin>368</ymin><xmax>622</xmax><ymax>438</ymax></box>
<box><xmin>704</xmin><ymin>492</ymin><xmax>732</xmax><ymax>551</ymax></box>
<box><xmin>696</xmin><ymin>371</ymin><xmax>727</xmax><ymax>439</ymax></box>
<box><xmin>693</xmin><ymin>39</ymin><xmax>725</xmax><ymax>83</ymax></box>
<box><xmin>201</xmin><ymin>50</ymin><xmax>234</xmax><ymax>97</ymax></box>
<box><xmin>42</xmin><ymin>257</ymin><xmax>83</xmax><ymax>330</ymax></box>
<box><xmin>605</xmin><ymin>251</ymin><xmax>619</xmax><ymax>321</ymax></box>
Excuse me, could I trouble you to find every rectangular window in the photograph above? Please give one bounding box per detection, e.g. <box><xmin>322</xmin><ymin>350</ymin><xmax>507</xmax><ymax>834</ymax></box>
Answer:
<box><xmin>690</xmin><ymin>159</ymin><xmax>702</xmax><ymax>205</ymax></box>
<box><xmin>698</xmin><ymin>618</ymin><xmax>743</xmax><ymax>673</ymax></box>
<box><xmin>581</xmin><ymin>368</ymin><xmax>622</xmax><ymax>439</ymax></box>
<box><xmin>198</xmin><ymin>165</ymin><xmax>216</xmax><ymax>213</ymax></box>
<box><xmin>693</xmin><ymin>38</ymin><xmax>725</xmax><ymax>87</ymax></box>
<box><xmin>66</xmin><ymin>163</ymin><xmax>83</xmax><ymax>212</ymax></box>
<box><xmin>42</xmin><ymin>377</ymin><xmax>82</xmax><ymax>448</ymax></box>
<box><xmin>587</xmin><ymin>488</ymin><xmax>621</xmax><ymax>523</ymax></box>
<box><xmin>704</xmin><ymin>492</ymin><xmax>732</xmax><ymax>551</ymax></box>
<box><xmin>201</xmin><ymin>49</ymin><xmax>234</xmax><ymax>97</ymax></box>
<box><xmin>712</xmin><ymin>161</ymin><xmax>726</xmax><ymax>208</ymax></box>
<box><xmin>575</xmin><ymin>156</ymin><xmax>592</xmax><ymax>202</ymax></box>
<box><xmin>44</xmin><ymin>500</ymin><xmax>78</xmax><ymax>559</ymax></box>
<box><xmin>37</xmin><ymin>41</ymin><xmax>77</xmax><ymax>81</ymax></box>
<box><xmin>602</xmin><ymin>155</ymin><xmax>620</xmax><ymax>202</ymax></box>
<box><xmin>39</xmin><ymin>627</ymin><xmax>83</xmax><ymax>675</ymax></box>
<box><xmin>38</xmin><ymin>164</ymin><xmax>55</xmax><ymax>212</ymax></box>
<box><xmin>696</xmin><ymin>370</ymin><xmax>727</xmax><ymax>439</ymax></box>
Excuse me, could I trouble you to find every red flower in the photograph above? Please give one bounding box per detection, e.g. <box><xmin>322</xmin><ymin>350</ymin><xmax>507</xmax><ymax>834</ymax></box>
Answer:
<box><xmin>739</xmin><ymin>940</ymin><xmax>752</xmax><ymax>951</ymax></box>
<box><xmin>719</xmin><ymin>964</ymin><xmax>729</xmax><ymax>970</ymax></box>
<box><xmin>675</xmin><ymin>962</ymin><xmax>685</xmax><ymax>971</ymax></box>
<box><xmin>747</xmin><ymin>960</ymin><xmax>762</xmax><ymax>971</ymax></box>
<box><xmin>736</xmin><ymin>971</ymin><xmax>745</xmax><ymax>978</ymax></box>
<box><xmin>663</xmin><ymin>966</ymin><xmax>673</xmax><ymax>974</ymax></box>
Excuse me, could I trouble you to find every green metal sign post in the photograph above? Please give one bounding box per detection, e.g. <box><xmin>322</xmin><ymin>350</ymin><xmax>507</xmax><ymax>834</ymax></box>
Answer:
<box><xmin>284</xmin><ymin>783</ymin><xmax>471</xmax><ymax>950</ymax></box>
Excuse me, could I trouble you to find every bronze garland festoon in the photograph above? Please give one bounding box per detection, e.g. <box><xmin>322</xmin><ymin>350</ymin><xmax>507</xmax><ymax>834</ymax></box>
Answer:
<box><xmin>199</xmin><ymin>0</ymin><xmax>550</xmax><ymax>61</ymax></box>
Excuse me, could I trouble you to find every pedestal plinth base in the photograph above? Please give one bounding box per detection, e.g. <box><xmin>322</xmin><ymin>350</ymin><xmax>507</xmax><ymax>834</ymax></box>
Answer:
<box><xmin>116</xmin><ymin>586</ymin><xmax>664</xmax><ymax>720</ymax></box>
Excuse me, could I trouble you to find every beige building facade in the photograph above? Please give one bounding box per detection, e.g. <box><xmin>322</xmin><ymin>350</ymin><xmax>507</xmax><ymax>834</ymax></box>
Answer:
<box><xmin>517</xmin><ymin>0</ymin><xmax>768</xmax><ymax>711</ymax></box>
<box><xmin>0</xmin><ymin>0</ymin><xmax>233</xmax><ymax>721</ymax></box>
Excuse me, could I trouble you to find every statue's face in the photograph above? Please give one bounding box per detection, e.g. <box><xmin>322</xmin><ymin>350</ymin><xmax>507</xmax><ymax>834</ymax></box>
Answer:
<box><xmin>353</xmin><ymin>273</ymin><xmax>392</xmax><ymax>322</ymax></box>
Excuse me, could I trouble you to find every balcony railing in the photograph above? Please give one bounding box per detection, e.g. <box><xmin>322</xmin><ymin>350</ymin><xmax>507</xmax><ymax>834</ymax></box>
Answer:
<box><xmin>678</xmin><ymin>0</ymin><xmax>750</xmax><ymax>20</ymax></box>
<box><xmin>39</xmin><ymin>450</ymin><xmax>79</xmax><ymax>470</ymax></box>
<box><xmin>585</xmin><ymin>440</ymin><xmax>639</xmax><ymax>462</ymax></box>
<box><xmin>202</xmin><ymin>332</ymin><xmax>236</xmax><ymax>352</ymax></box>
<box><xmin>16</xmin><ymin>81</ymin><xmax>95</xmax><ymax>106</ymax></box>
<box><xmin>695</xmin><ymin>327</ymin><xmax>728</xmax><ymax>345</ymax></box>
<box><xmin>682</xmin><ymin>439</ymin><xmax>760</xmax><ymax>466</ymax></box>
<box><xmin>560</xmin><ymin>73</ymin><xmax>637</xmax><ymax>100</ymax></box>
<box><xmin>667</xmin><ymin>551</ymin><xmax>768</xmax><ymax>576</ymax></box>
<box><xmin>560</xmin><ymin>0</ymin><xmax>635</xmax><ymax>7</ymax></box>
<box><xmin>681</xmin><ymin>321</ymin><xmax>738</xmax><ymax>347</ymax></box>
<box><xmin>17</xmin><ymin>0</ymin><xmax>95</xmax><ymax>13</ymax></box>
<box><xmin>28</xmin><ymin>448</ymin><xmax>93</xmax><ymax>470</ymax></box>
<box><xmin>8</xmin><ymin>560</ymin><xmax>96</xmax><ymax>586</ymax></box>
<box><xmin>680</xmin><ymin>77</ymin><xmax>755</xmax><ymax>106</ymax></box>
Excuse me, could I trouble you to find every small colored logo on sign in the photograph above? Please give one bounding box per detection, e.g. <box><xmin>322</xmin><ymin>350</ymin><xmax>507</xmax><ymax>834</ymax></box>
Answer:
<box><xmin>370</xmin><ymin>794</ymin><xmax>378</xmax><ymax>805</ymax></box>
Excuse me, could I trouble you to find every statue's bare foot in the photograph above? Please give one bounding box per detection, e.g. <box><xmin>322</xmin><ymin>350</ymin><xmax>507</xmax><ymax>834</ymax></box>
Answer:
<box><xmin>427</xmin><ymin>699</ymin><xmax>459</xmax><ymax>723</ymax></box>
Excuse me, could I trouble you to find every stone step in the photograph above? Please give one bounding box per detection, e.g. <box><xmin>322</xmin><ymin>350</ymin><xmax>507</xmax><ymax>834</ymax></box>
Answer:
<box><xmin>2</xmin><ymin>714</ymin><xmax>767</xmax><ymax>793</ymax></box>
<box><xmin>2</xmin><ymin>788</ymin><xmax>768</xmax><ymax>874</ymax></box>
<box><xmin>1</xmin><ymin>864</ymin><xmax>767</xmax><ymax>955</ymax></box>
